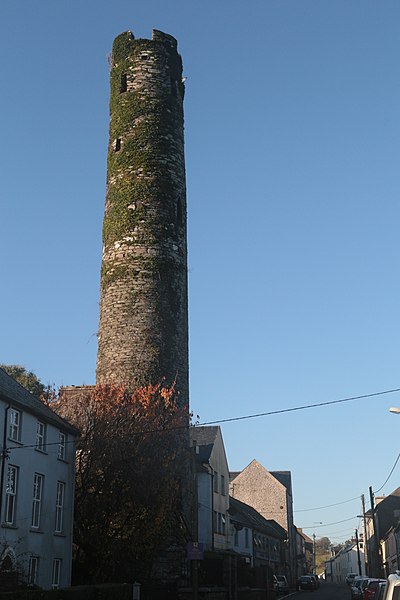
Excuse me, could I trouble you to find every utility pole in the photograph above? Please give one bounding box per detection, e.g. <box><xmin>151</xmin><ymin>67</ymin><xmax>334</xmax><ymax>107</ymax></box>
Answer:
<box><xmin>369</xmin><ymin>486</ymin><xmax>383</xmax><ymax>578</ymax></box>
<box><xmin>313</xmin><ymin>534</ymin><xmax>316</xmax><ymax>574</ymax></box>
<box><xmin>361</xmin><ymin>494</ymin><xmax>368</xmax><ymax>575</ymax></box>
<box><xmin>355</xmin><ymin>529</ymin><xmax>362</xmax><ymax>576</ymax></box>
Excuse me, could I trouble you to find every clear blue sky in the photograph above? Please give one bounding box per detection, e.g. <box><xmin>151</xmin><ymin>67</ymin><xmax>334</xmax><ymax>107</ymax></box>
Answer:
<box><xmin>1</xmin><ymin>0</ymin><xmax>400</xmax><ymax>544</ymax></box>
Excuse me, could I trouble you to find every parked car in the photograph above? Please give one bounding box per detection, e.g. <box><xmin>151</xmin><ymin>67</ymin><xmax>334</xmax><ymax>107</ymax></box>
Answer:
<box><xmin>305</xmin><ymin>573</ymin><xmax>319</xmax><ymax>589</ymax></box>
<box><xmin>363</xmin><ymin>579</ymin><xmax>386</xmax><ymax>600</ymax></box>
<box><xmin>381</xmin><ymin>573</ymin><xmax>400</xmax><ymax>600</ymax></box>
<box><xmin>376</xmin><ymin>582</ymin><xmax>386</xmax><ymax>600</ymax></box>
<box><xmin>346</xmin><ymin>574</ymin><xmax>358</xmax><ymax>586</ymax></box>
<box><xmin>275</xmin><ymin>575</ymin><xmax>289</xmax><ymax>594</ymax></box>
<box><xmin>311</xmin><ymin>574</ymin><xmax>320</xmax><ymax>589</ymax></box>
<box><xmin>299</xmin><ymin>575</ymin><xmax>315</xmax><ymax>591</ymax></box>
<box><xmin>351</xmin><ymin>577</ymin><xmax>369</xmax><ymax>600</ymax></box>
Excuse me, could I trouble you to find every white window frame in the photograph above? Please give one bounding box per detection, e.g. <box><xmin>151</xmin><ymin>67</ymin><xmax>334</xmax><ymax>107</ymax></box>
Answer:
<box><xmin>28</xmin><ymin>556</ymin><xmax>38</xmax><ymax>586</ymax></box>
<box><xmin>31</xmin><ymin>473</ymin><xmax>44</xmax><ymax>529</ymax></box>
<box><xmin>5</xmin><ymin>465</ymin><xmax>18</xmax><ymax>524</ymax></box>
<box><xmin>58</xmin><ymin>432</ymin><xmax>66</xmax><ymax>460</ymax></box>
<box><xmin>36</xmin><ymin>421</ymin><xmax>46</xmax><ymax>451</ymax></box>
<box><xmin>9</xmin><ymin>409</ymin><xmax>20</xmax><ymax>442</ymax></box>
<box><xmin>55</xmin><ymin>481</ymin><xmax>65</xmax><ymax>533</ymax></box>
<box><xmin>51</xmin><ymin>558</ymin><xmax>61</xmax><ymax>589</ymax></box>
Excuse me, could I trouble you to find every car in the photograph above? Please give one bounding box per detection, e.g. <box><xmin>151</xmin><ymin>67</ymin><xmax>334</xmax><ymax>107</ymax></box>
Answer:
<box><xmin>363</xmin><ymin>579</ymin><xmax>386</xmax><ymax>600</ymax></box>
<box><xmin>351</xmin><ymin>577</ymin><xmax>369</xmax><ymax>600</ymax></box>
<box><xmin>275</xmin><ymin>575</ymin><xmax>289</xmax><ymax>594</ymax></box>
<box><xmin>381</xmin><ymin>573</ymin><xmax>400</xmax><ymax>600</ymax></box>
<box><xmin>299</xmin><ymin>575</ymin><xmax>315</xmax><ymax>591</ymax></box>
<box><xmin>376</xmin><ymin>581</ymin><xmax>387</xmax><ymax>600</ymax></box>
<box><xmin>347</xmin><ymin>574</ymin><xmax>358</xmax><ymax>586</ymax></box>
<box><xmin>305</xmin><ymin>573</ymin><xmax>319</xmax><ymax>589</ymax></box>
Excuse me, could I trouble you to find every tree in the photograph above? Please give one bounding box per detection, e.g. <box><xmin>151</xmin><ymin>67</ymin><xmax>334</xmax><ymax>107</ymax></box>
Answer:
<box><xmin>53</xmin><ymin>383</ymin><xmax>189</xmax><ymax>583</ymax></box>
<box><xmin>0</xmin><ymin>364</ymin><xmax>46</xmax><ymax>398</ymax></box>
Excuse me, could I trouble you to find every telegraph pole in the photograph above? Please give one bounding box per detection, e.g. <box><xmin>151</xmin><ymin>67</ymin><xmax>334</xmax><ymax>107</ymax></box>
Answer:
<box><xmin>369</xmin><ymin>486</ymin><xmax>383</xmax><ymax>578</ymax></box>
<box><xmin>355</xmin><ymin>529</ymin><xmax>362</xmax><ymax>576</ymax></box>
<box><xmin>361</xmin><ymin>494</ymin><xmax>368</xmax><ymax>575</ymax></box>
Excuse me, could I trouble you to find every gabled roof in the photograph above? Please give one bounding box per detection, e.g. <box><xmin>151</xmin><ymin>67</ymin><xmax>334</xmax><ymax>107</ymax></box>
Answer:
<box><xmin>0</xmin><ymin>368</ymin><xmax>79</xmax><ymax>435</ymax></box>
<box><xmin>230</xmin><ymin>461</ymin><xmax>292</xmax><ymax>495</ymax></box>
<box><xmin>190</xmin><ymin>426</ymin><xmax>219</xmax><ymax>446</ymax></box>
<box><xmin>296</xmin><ymin>528</ymin><xmax>313</xmax><ymax>544</ymax></box>
<box><xmin>190</xmin><ymin>426</ymin><xmax>221</xmax><ymax>464</ymax></box>
<box><xmin>229</xmin><ymin>496</ymin><xmax>286</xmax><ymax>540</ymax></box>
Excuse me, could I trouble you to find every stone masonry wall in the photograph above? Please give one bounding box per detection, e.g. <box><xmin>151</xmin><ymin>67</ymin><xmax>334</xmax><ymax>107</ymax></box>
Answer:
<box><xmin>96</xmin><ymin>30</ymin><xmax>189</xmax><ymax>405</ymax></box>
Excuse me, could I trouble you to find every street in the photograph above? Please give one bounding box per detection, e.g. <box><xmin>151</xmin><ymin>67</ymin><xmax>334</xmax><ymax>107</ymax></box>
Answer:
<box><xmin>290</xmin><ymin>582</ymin><xmax>349</xmax><ymax>600</ymax></box>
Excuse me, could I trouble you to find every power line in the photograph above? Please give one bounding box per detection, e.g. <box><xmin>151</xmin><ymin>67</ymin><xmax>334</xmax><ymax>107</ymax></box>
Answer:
<box><xmin>6</xmin><ymin>387</ymin><xmax>400</xmax><ymax>451</ymax></box>
<box><xmin>198</xmin><ymin>387</ymin><xmax>400</xmax><ymax>427</ymax></box>
<box><xmin>301</xmin><ymin>516</ymin><xmax>357</xmax><ymax>529</ymax></box>
<box><xmin>374</xmin><ymin>451</ymin><xmax>400</xmax><ymax>493</ymax></box>
<box><xmin>295</xmin><ymin>496</ymin><xmax>361</xmax><ymax>513</ymax></box>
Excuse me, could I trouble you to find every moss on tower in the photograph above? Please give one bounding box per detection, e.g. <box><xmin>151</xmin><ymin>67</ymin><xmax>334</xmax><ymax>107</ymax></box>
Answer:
<box><xmin>96</xmin><ymin>30</ymin><xmax>188</xmax><ymax>403</ymax></box>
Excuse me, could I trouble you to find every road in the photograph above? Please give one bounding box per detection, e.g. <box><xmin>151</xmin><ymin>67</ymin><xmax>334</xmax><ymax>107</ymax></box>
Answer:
<box><xmin>288</xmin><ymin>581</ymin><xmax>349</xmax><ymax>600</ymax></box>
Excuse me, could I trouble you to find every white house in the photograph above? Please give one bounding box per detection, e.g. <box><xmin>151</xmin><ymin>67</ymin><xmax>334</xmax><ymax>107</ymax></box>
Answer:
<box><xmin>0</xmin><ymin>368</ymin><xmax>79</xmax><ymax>590</ymax></box>
<box><xmin>190</xmin><ymin>426</ymin><xmax>230</xmax><ymax>551</ymax></box>
<box><xmin>330</xmin><ymin>542</ymin><xmax>365</xmax><ymax>583</ymax></box>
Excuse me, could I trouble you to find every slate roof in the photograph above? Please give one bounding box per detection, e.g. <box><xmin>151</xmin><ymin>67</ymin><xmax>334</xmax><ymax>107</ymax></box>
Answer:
<box><xmin>190</xmin><ymin>426</ymin><xmax>219</xmax><ymax>464</ymax></box>
<box><xmin>229</xmin><ymin>496</ymin><xmax>286</xmax><ymax>540</ymax></box>
<box><xmin>0</xmin><ymin>368</ymin><xmax>79</xmax><ymax>435</ymax></box>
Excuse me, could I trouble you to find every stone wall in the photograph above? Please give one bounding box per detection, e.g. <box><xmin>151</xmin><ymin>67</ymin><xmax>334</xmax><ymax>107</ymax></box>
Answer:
<box><xmin>96</xmin><ymin>29</ymin><xmax>189</xmax><ymax>406</ymax></box>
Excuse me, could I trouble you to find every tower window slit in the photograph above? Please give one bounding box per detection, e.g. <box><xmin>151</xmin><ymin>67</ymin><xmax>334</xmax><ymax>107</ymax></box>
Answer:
<box><xmin>115</xmin><ymin>138</ymin><xmax>121</xmax><ymax>152</ymax></box>
<box><xmin>120</xmin><ymin>74</ymin><xmax>127</xmax><ymax>93</ymax></box>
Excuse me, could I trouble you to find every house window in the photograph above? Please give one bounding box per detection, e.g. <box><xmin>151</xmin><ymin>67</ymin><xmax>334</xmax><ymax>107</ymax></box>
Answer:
<box><xmin>32</xmin><ymin>473</ymin><xmax>44</xmax><ymax>528</ymax></box>
<box><xmin>51</xmin><ymin>558</ymin><xmax>61</xmax><ymax>589</ymax></box>
<box><xmin>234</xmin><ymin>529</ymin><xmax>239</xmax><ymax>546</ymax></box>
<box><xmin>221</xmin><ymin>474</ymin><xmax>226</xmax><ymax>496</ymax></box>
<box><xmin>221</xmin><ymin>514</ymin><xmax>226</xmax><ymax>535</ymax></box>
<box><xmin>28</xmin><ymin>557</ymin><xmax>38</xmax><ymax>586</ymax></box>
<box><xmin>55</xmin><ymin>481</ymin><xmax>65</xmax><ymax>533</ymax></box>
<box><xmin>9</xmin><ymin>409</ymin><xmax>20</xmax><ymax>441</ymax></box>
<box><xmin>36</xmin><ymin>421</ymin><xmax>46</xmax><ymax>451</ymax></box>
<box><xmin>5</xmin><ymin>465</ymin><xmax>18</xmax><ymax>524</ymax></box>
<box><xmin>58</xmin><ymin>432</ymin><xmax>66</xmax><ymax>460</ymax></box>
<box><xmin>213</xmin><ymin>471</ymin><xmax>219</xmax><ymax>493</ymax></box>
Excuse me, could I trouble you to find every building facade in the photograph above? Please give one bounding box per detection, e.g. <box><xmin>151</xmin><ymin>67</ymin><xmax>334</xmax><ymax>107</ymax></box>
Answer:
<box><xmin>0</xmin><ymin>369</ymin><xmax>78</xmax><ymax>590</ymax></box>
<box><xmin>190</xmin><ymin>426</ymin><xmax>230</xmax><ymax>552</ymax></box>
<box><xmin>96</xmin><ymin>29</ymin><xmax>189</xmax><ymax>405</ymax></box>
<box><xmin>230</xmin><ymin>460</ymin><xmax>296</xmax><ymax>584</ymax></box>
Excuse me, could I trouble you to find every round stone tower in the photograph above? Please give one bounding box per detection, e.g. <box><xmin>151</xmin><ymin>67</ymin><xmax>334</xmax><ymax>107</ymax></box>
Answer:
<box><xmin>96</xmin><ymin>30</ymin><xmax>188</xmax><ymax>405</ymax></box>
